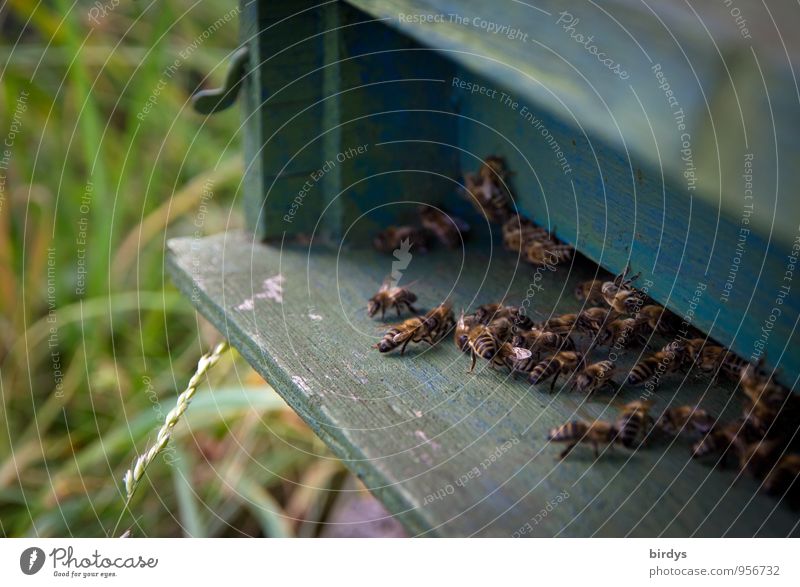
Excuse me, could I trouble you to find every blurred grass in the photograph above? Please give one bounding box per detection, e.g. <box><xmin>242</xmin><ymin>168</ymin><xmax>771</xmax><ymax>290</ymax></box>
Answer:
<box><xmin>0</xmin><ymin>1</ymin><xmax>345</xmax><ymax>537</ymax></box>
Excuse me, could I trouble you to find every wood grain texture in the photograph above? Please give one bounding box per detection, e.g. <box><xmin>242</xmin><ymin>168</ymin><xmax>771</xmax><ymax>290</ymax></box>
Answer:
<box><xmin>167</xmin><ymin>231</ymin><xmax>800</xmax><ymax>537</ymax></box>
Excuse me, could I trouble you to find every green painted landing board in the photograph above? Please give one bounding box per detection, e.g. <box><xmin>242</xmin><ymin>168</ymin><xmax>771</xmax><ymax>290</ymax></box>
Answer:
<box><xmin>167</xmin><ymin>231</ymin><xmax>799</xmax><ymax>537</ymax></box>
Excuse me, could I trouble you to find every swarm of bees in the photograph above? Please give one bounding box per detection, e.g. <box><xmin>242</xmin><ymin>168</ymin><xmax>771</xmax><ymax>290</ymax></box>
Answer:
<box><xmin>368</xmin><ymin>155</ymin><xmax>800</xmax><ymax>508</ymax></box>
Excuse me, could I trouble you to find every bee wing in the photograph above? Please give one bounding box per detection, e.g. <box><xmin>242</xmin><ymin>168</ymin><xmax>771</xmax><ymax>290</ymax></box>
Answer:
<box><xmin>511</xmin><ymin>347</ymin><xmax>532</xmax><ymax>361</ymax></box>
<box><xmin>395</xmin><ymin>278</ymin><xmax>421</xmax><ymax>290</ymax></box>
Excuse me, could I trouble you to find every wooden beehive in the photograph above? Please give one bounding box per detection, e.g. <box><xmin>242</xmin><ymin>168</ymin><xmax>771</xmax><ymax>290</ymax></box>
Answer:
<box><xmin>169</xmin><ymin>0</ymin><xmax>800</xmax><ymax>536</ymax></box>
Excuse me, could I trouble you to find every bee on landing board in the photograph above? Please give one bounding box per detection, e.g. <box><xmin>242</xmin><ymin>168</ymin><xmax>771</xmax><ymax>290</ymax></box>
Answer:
<box><xmin>367</xmin><ymin>282</ymin><xmax>418</xmax><ymax>319</ymax></box>
<box><xmin>454</xmin><ymin>311</ymin><xmax>477</xmax><ymax>353</ymax></box>
<box><xmin>691</xmin><ymin>419</ymin><xmax>754</xmax><ymax>466</ymax></box>
<box><xmin>548</xmin><ymin>419</ymin><xmax>619</xmax><ymax>459</ymax></box>
<box><xmin>615</xmin><ymin>400</ymin><xmax>655</xmax><ymax>449</ymax></box>
<box><xmin>599</xmin><ymin>317</ymin><xmax>647</xmax><ymax>348</ymax></box>
<box><xmin>418</xmin><ymin>206</ymin><xmax>470</xmax><ymax>249</ymax></box>
<box><xmin>601</xmin><ymin>267</ymin><xmax>646</xmax><ymax>314</ymax></box>
<box><xmin>574</xmin><ymin>278</ymin><xmax>608</xmax><ymax>306</ymax></box>
<box><xmin>486</xmin><ymin>316</ymin><xmax>514</xmax><ymax>343</ymax></box>
<box><xmin>421</xmin><ymin>302</ymin><xmax>455</xmax><ymax>343</ymax></box>
<box><xmin>373</xmin><ymin>225</ymin><xmax>427</xmax><ymax>254</ymax></box>
<box><xmin>465</xmin><ymin>324</ymin><xmax>500</xmax><ymax>372</ymax></box>
<box><xmin>764</xmin><ymin>454</ymin><xmax>800</xmax><ymax>506</ymax></box>
<box><xmin>738</xmin><ymin>362</ymin><xmax>798</xmax><ymax>441</ymax></box>
<box><xmin>738</xmin><ymin>438</ymin><xmax>782</xmax><ymax>480</ymax></box>
<box><xmin>576</xmin><ymin>307</ymin><xmax>613</xmax><ymax>337</ymax></box>
<box><xmin>626</xmin><ymin>342</ymin><xmax>688</xmax><ymax>386</ymax></box>
<box><xmin>472</xmin><ymin>303</ymin><xmax>534</xmax><ymax>331</ymax></box>
<box><xmin>524</xmin><ymin>240</ymin><xmax>573</xmax><ymax>267</ymax></box>
<box><xmin>464</xmin><ymin>155</ymin><xmax>513</xmax><ymax>223</ymax></box>
<box><xmin>571</xmin><ymin>360</ymin><xmax>617</xmax><ymax>395</ymax></box>
<box><xmin>374</xmin><ymin>302</ymin><xmax>453</xmax><ymax>355</ymax></box>
<box><xmin>657</xmin><ymin>405</ymin><xmax>716</xmax><ymax>437</ymax></box>
<box><xmin>528</xmin><ymin>351</ymin><xmax>583</xmax><ymax>392</ymax></box>
<box><xmin>374</xmin><ymin>316</ymin><xmax>430</xmax><ymax>355</ymax></box>
<box><xmin>542</xmin><ymin>313</ymin><xmax>579</xmax><ymax>336</ymax></box>
<box><xmin>502</xmin><ymin>214</ymin><xmax>550</xmax><ymax>253</ymax></box>
<box><xmin>634</xmin><ymin>304</ymin><xmax>678</xmax><ymax>335</ymax></box>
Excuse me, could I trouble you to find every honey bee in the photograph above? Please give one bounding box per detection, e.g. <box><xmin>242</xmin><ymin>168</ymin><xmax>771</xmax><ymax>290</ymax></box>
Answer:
<box><xmin>548</xmin><ymin>419</ymin><xmax>619</xmax><ymax>459</ymax></box>
<box><xmin>480</xmin><ymin>155</ymin><xmax>512</xmax><ymax>184</ymax></box>
<box><xmin>473</xmin><ymin>303</ymin><xmax>503</xmax><ymax>324</ymax></box>
<box><xmin>512</xmin><ymin>328</ymin><xmax>575</xmax><ymax>358</ymax></box>
<box><xmin>473</xmin><ymin>303</ymin><xmax>533</xmax><ymax>331</ymax></box>
<box><xmin>487</xmin><ymin>316</ymin><xmax>514</xmax><ymax>343</ymax></box>
<box><xmin>738</xmin><ymin>362</ymin><xmax>798</xmax><ymax>440</ymax></box>
<box><xmin>738</xmin><ymin>438</ymin><xmax>782</xmax><ymax>480</ymax></box>
<box><xmin>528</xmin><ymin>351</ymin><xmax>583</xmax><ymax>392</ymax></box>
<box><xmin>657</xmin><ymin>405</ymin><xmax>716</xmax><ymax>437</ymax></box>
<box><xmin>719</xmin><ymin>352</ymin><xmax>750</xmax><ymax>381</ymax></box>
<box><xmin>421</xmin><ymin>302</ymin><xmax>455</xmax><ymax>342</ymax></box>
<box><xmin>634</xmin><ymin>304</ymin><xmax>677</xmax><ymax>335</ymax></box>
<box><xmin>615</xmin><ymin>400</ymin><xmax>655</xmax><ymax>448</ymax></box>
<box><xmin>373</xmin><ymin>225</ymin><xmax>427</xmax><ymax>254</ymax></box>
<box><xmin>574</xmin><ymin>279</ymin><xmax>608</xmax><ymax>306</ymax></box>
<box><xmin>503</xmin><ymin>305</ymin><xmax>536</xmax><ymax>331</ymax></box>
<box><xmin>367</xmin><ymin>282</ymin><xmax>418</xmax><ymax>319</ymax></box>
<box><xmin>764</xmin><ymin>454</ymin><xmax>800</xmax><ymax>504</ymax></box>
<box><xmin>375</xmin><ymin>302</ymin><xmax>454</xmax><ymax>354</ymax></box>
<box><xmin>599</xmin><ymin>317</ymin><xmax>647</xmax><ymax>348</ymax></box>
<box><xmin>524</xmin><ymin>240</ymin><xmax>573</xmax><ymax>267</ymax></box>
<box><xmin>691</xmin><ymin>420</ymin><xmax>749</xmax><ymax>465</ymax></box>
<box><xmin>466</xmin><ymin>324</ymin><xmax>500</xmax><ymax>372</ymax></box>
<box><xmin>680</xmin><ymin>337</ymin><xmax>704</xmax><ymax>356</ymax></box>
<box><xmin>454</xmin><ymin>311</ymin><xmax>476</xmax><ymax>353</ymax></box>
<box><xmin>687</xmin><ymin>341</ymin><xmax>722</xmax><ymax>375</ymax></box>
<box><xmin>576</xmin><ymin>307</ymin><xmax>613</xmax><ymax>336</ymax></box>
<box><xmin>374</xmin><ymin>317</ymin><xmax>430</xmax><ymax>354</ymax></box>
<box><xmin>464</xmin><ymin>156</ymin><xmax>513</xmax><ymax>223</ymax></box>
<box><xmin>601</xmin><ymin>268</ymin><xmax>645</xmax><ymax>314</ymax></box>
<box><xmin>626</xmin><ymin>343</ymin><xmax>687</xmax><ymax>386</ymax></box>
<box><xmin>502</xmin><ymin>214</ymin><xmax>549</xmax><ymax>253</ymax></box>
<box><xmin>419</xmin><ymin>206</ymin><xmax>470</xmax><ymax>249</ymax></box>
<box><xmin>571</xmin><ymin>360</ymin><xmax>617</xmax><ymax>394</ymax></box>
<box><xmin>542</xmin><ymin>313</ymin><xmax>579</xmax><ymax>336</ymax></box>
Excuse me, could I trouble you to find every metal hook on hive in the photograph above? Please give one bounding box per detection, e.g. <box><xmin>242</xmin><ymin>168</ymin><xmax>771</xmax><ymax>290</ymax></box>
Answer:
<box><xmin>191</xmin><ymin>46</ymin><xmax>250</xmax><ymax>115</ymax></box>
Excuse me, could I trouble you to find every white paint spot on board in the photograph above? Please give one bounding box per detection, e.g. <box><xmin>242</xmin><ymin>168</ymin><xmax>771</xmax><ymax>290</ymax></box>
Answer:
<box><xmin>415</xmin><ymin>429</ymin><xmax>441</xmax><ymax>452</ymax></box>
<box><xmin>292</xmin><ymin>375</ymin><xmax>312</xmax><ymax>394</ymax></box>
<box><xmin>256</xmin><ymin>274</ymin><xmax>285</xmax><ymax>302</ymax></box>
<box><xmin>308</xmin><ymin>313</ymin><xmax>323</xmax><ymax>321</ymax></box>
<box><xmin>236</xmin><ymin>274</ymin><xmax>285</xmax><ymax>311</ymax></box>
<box><xmin>237</xmin><ymin>298</ymin><xmax>254</xmax><ymax>311</ymax></box>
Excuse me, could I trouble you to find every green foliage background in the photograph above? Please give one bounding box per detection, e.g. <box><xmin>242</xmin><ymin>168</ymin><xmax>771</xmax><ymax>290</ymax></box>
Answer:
<box><xmin>0</xmin><ymin>0</ymin><xmax>343</xmax><ymax>537</ymax></box>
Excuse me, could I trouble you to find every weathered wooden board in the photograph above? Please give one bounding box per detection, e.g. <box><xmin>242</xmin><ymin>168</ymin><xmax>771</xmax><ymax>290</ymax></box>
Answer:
<box><xmin>167</xmin><ymin>231</ymin><xmax>800</xmax><ymax>537</ymax></box>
